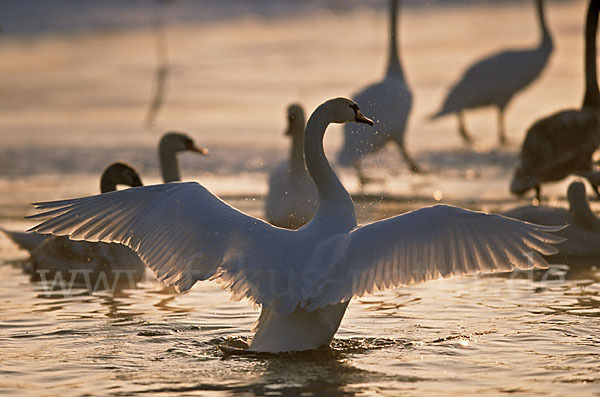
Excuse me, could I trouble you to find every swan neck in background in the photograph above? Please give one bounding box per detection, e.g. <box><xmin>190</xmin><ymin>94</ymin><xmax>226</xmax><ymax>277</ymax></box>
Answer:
<box><xmin>304</xmin><ymin>106</ymin><xmax>351</xmax><ymax>204</ymax></box>
<box><xmin>537</xmin><ymin>0</ymin><xmax>552</xmax><ymax>49</ymax></box>
<box><xmin>583</xmin><ymin>0</ymin><xmax>600</xmax><ymax>109</ymax></box>
<box><xmin>99</xmin><ymin>170</ymin><xmax>118</xmax><ymax>193</ymax></box>
<box><xmin>569</xmin><ymin>189</ymin><xmax>600</xmax><ymax>231</ymax></box>
<box><xmin>159</xmin><ymin>145</ymin><xmax>181</xmax><ymax>183</ymax></box>
<box><xmin>289</xmin><ymin>120</ymin><xmax>307</xmax><ymax>174</ymax></box>
<box><xmin>386</xmin><ymin>0</ymin><xmax>405</xmax><ymax>79</ymax></box>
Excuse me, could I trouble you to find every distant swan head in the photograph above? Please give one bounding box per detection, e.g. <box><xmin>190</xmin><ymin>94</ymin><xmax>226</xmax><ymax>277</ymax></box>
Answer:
<box><xmin>100</xmin><ymin>162</ymin><xmax>143</xmax><ymax>193</ymax></box>
<box><xmin>160</xmin><ymin>132</ymin><xmax>208</xmax><ymax>156</ymax></box>
<box><xmin>568</xmin><ymin>180</ymin><xmax>600</xmax><ymax>231</ymax></box>
<box><xmin>285</xmin><ymin>104</ymin><xmax>305</xmax><ymax>136</ymax></box>
<box><xmin>321</xmin><ymin>98</ymin><xmax>374</xmax><ymax>126</ymax></box>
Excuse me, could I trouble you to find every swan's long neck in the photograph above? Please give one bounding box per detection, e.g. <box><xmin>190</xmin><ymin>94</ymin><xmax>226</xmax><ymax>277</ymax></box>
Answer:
<box><xmin>582</xmin><ymin>0</ymin><xmax>600</xmax><ymax>109</ymax></box>
<box><xmin>100</xmin><ymin>172</ymin><xmax>118</xmax><ymax>193</ymax></box>
<box><xmin>290</xmin><ymin>123</ymin><xmax>307</xmax><ymax>175</ymax></box>
<box><xmin>569</xmin><ymin>183</ymin><xmax>600</xmax><ymax>230</ymax></box>
<box><xmin>159</xmin><ymin>144</ymin><xmax>180</xmax><ymax>183</ymax></box>
<box><xmin>304</xmin><ymin>106</ymin><xmax>352</xmax><ymax>207</ymax></box>
<box><xmin>536</xmin><ymin>0</ymin><xmax>553</xmax><ymax>50</ymax></box>
<box><xmin>386</xmin><ymin>0</ymin><xmax>405</xmax><ymax>79</ymax></box>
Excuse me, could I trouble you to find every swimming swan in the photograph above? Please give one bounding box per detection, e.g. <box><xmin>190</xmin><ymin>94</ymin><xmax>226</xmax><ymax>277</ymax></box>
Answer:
<box><xmin>503</xmin><ymin>181</ymin><xmax>600</xmax><ymax>260</ymax></box>
<box><xmin>337</xmin><ymin>0</ymin><xmax>419</xmax><ymax>186</ymax></box>
<box><xmin>28</xmin><ymin>98</ymin><xmax>562</xmax><ymax>353</ymax></box>
<box><xmin>432</xmin><ymin>0</ymin><xmax>553</xmax><ymax>145</ymax></box>
<box><xmin>2</xmin><ymin>162</ymin><xmax>143</xmax><ymax>253</ymax></box>
<box><xmin>511</xmin><ymin>0</ymin><xmax>600</xmax><ymax>201</ymax></box>
<box><xmin>265</xmin><ymin>104</ymin><xmax>318</xmax><ymax>229</ymax></box>
<box><xmin>3</xmin><ymin>131</ymin><xmax>206</xmax><ymax>252</ymax></box>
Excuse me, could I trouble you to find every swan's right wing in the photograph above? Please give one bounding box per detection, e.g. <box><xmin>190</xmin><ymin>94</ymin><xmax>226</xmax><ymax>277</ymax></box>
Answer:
<box><xmin>300</xmin><ymin>205</ymin><xmax>564</xmax><ymax>311</ymax></box>
<box><xmin>28</xmin><ymin>182</ymin><xmax>294</xmax><ymax>302</ymax></box>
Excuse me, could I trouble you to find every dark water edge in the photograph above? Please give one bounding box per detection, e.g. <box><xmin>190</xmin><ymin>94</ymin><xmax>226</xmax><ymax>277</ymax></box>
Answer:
<box><xmin>0</xmin><ymin>0</ymin><xmax>557</xmax><ymax>37</ymax></box>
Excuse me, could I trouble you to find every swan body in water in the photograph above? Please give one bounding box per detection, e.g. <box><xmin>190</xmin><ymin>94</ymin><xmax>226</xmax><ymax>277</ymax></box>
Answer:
<box><xmin>29</xmin><ymin>98</ymin><xmax>562</xmax><ymax>353</ymax></box>
<box><xmin>337</xmin><ymin>0</ymin><xmax>419</xmax><ymax>185</ymax></box>
<box><xmin>265</xmin><ymin>104</ymin><xmax>318</xmax><ymax>229</ymax></box>
<box><xmin>511</xmin><ymin>0</ymin><xmax>600</xmax><ymax>201</ymax></box>
<box><xmin>504</xmin><ymin>181</ymin><xmax>600</xmax><ymax>260</ymax></box>
<box><xmin>3</xmin><ymin>131</ymin><xmax>206</xmax><ymax>253</ymax></box>
<box><xmin>2</xmin><ymin>162</ymin><xmax>143</xmax><ymax>252</ymax></box>
<box><xmin>432</xmin><ymin>0</ymin><xmax>553</xmax><ymax>145</ymax></box>
<box><xmin>3</xmin><ymin>133</ymin><xmax>206</xmax><ymax>285</ymax></box>
<box><xmin>2</xmin><ymin>163</ymin><xmax>146</xmax><ymax>284</ymax></box>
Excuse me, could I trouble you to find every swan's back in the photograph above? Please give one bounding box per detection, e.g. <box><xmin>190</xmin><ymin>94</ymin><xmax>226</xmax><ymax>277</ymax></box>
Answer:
<box><xmin>338</xmin><ymin>77</ymin><xmax>412</xmax><ymax>166</ymax></box>
<box><xmin>512</xmin><ymin>108</ymin><xmax>600</xmax><ymax>194</ymax></box>
<box><xmin>30</xmin><ymin>236</ymin><xmax>146</xmax><ymax>285</ymax></box>
<box><xmin>436</xmin><ymin>46</ymin><xmax>551</xmax><ymax>116</ymax></box>
<box><xmin>265</xmin><ymin>161</ymin><xmax>318</xmax><ymax>229</ymax></box>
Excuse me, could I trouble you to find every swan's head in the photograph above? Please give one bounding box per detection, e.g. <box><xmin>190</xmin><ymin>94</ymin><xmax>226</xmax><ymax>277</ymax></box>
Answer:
<box><xmin>285</xmin><ymin>104</ymin><xmax>305</xmax><ymax>136</ymax></box>
<box><xmin>510</xmin><ymin>166</ymin><xmax>533</xmax><ymax>195</ymax></box>
<box><xmin>567</xmin><ymin>181</ymin><xmax>600</xmax><ymax>230</ymax></box>
<box><xmin>160</xmin><ymin>132</ymin><xmax>209</xmax><ymax>156</ymax></box>
<box><xmin>101</xmin><ymin>162</ymin><xmax>143</xmax><ymax>192</ymax></box>
<box><xmin>323</xmin><ymin>97</ymin><xmax>373</xmax><ymax>126</ymax></box>
<box><xmin>567</xmin><ymin>181</ymin><xmax>586</xmax><ymax>203</ymax></box>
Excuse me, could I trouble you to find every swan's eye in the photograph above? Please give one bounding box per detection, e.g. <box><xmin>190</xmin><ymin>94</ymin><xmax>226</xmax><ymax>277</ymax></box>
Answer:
<box><xmin>349</xmin><ymin>103</ymin><xmax>359</xmax><ymax>113</ymax></box>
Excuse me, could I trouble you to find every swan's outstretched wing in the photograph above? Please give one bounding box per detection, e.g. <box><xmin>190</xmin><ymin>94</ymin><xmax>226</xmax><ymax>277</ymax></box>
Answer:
<box><xmin>28</xmin><ymin>182</ymin><xmax>294</xmax><ymax>301</ymax></box>
<box><xmin>301</xmin><ymin>205</ymin><xmax>564</xmax><ymax>311</ymax></box>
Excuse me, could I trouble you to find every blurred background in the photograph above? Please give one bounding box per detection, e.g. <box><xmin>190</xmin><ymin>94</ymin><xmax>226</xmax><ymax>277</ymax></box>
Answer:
<box><xmin>1</xmin><ymin>2</ymin><xmax>599</xmax><ymax>396</ymax></box>
<box><xmin>0</xmin><ymin>0</ymin><xmax>588</xmax><ymax>214</ymax></box>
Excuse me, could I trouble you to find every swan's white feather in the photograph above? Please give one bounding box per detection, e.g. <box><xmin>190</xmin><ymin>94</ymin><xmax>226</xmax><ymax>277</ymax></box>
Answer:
<box><xmin>29</xmin><ymin>185</ymin><xmax>563</xmax><ymax>315</ymax></box>
<box><xmin>300</xmin><ymin>205</ymin><xmax>563</xmax><ymax>311</ymax></box>
<box><xmin>29</xmin><ymin>182</ymin><xmax>296</xmax><ymax>303</ymax></box>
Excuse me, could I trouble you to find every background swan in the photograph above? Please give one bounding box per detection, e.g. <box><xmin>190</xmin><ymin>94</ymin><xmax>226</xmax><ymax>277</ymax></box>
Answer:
<box><xmin>265</xmin><ymin>104</ymin><xmax>318</xmax><ymax>229</ymax></box>
<box><xmin>511</xmin><ymin>0</ymin><xmax>600</xmax><ymax>201</ymax></box>
<box><xmin>504</xmin><ymin>181</ymin><xmax>600</xmax><ymax>261</ymax></box>
<box><xmin>159</xmin><ymin>131</ymin><xmax>208</xmax><ymax>183</ymax></box>
<box><xmin>431</xmin><ymin>0</ymin><xmax>553</xmax><ymax>145</ymax></box>
<box><xmin>2</xmin><ymin>131</ymin><xmax>206</xmax><ymax>254</ymax></box>
<box><xmin>337</xmin><ymin>0</ymin><xmax>419</xmax><ymax>186</ymax></box>
<box><xmin>29</xmin><ymin>98</ymin><xmax>562</xmax><ymax>353</ymax></box>
<box><xmin>2</xmin><ymin>162</ymin><xmax>143</xmax><ymax>253</ymax></box>
<box><xmin>3</xmin><ymin>163</ymin><xmax>146</xmax><ymax>285</ymax></box>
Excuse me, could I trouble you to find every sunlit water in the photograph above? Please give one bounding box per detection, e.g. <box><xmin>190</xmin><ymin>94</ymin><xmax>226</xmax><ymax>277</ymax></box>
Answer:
<box><xmin>1</xmin><ymin>1</ymin><xmax>600</xmax><ymax>396</ymax></box>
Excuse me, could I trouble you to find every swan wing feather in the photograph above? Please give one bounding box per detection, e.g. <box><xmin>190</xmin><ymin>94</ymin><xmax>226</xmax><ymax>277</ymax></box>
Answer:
<box><xmin>301</xmin><ymin>205</ymin><xmax>564</xmax><ymax>311</ymax></box>
<box><xmin>27</xmin><ymin>182</ymin><xmax>293</xmax><ymax>301</ymax></box>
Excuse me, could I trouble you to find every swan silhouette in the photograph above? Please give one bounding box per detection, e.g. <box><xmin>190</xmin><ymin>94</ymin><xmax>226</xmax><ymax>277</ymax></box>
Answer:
<box><xmin>2</xmin><ymin>162</ymin><xmax>143</xmax><ymax>253</ymax></box>
<box><xmin>337</xmin><ymin>0</ymin><xmax>419</xmax><ymax>186</ymax></box>
<box><xmin>3</xmin><ymin>131</ymin><xmax>207</xmax><ymax>252</ymax></box>
<box><xmin>3</xmin><ymin>132</ymin><xmax>206</xmax><ymax>287</ymax></box>
<box><xmin>432</xmin><ymin>0</ymin><xmax>553</xmax><ymax>146</ymax></box>
<box><xmin>2</xmin><ymin>163</ymin><xmax>145</xmax><ymax>285</ymax></box>
<box><xmin>504</xmin><ymin>181</ymin><xmax>600</xmax><ymax>260</ymax></box>
<box><xmin>265</xmin><ymin>104</ymin><xmax>318</xmax><ymax>229</ymax></box>
<box><xmin>511</xmin><ymin>0</ymin><xmax>600</xmax><ymax>201</ymax></box>
<box><xmin>28</xmin><ymin>98</ymin><xmax>562</xmax><ymax>353</ymax></box>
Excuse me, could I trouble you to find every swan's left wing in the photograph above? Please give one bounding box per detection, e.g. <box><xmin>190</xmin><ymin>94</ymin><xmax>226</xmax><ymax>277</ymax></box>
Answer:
<box><xmin>27</xmin><ymin>182</ymin><xmax>295</xmax><ymax>305</ymax></box>
<box><xmin>300</xmin><ymin>205</ymin><xmax>564</xmax><ymax>311</ymax></box>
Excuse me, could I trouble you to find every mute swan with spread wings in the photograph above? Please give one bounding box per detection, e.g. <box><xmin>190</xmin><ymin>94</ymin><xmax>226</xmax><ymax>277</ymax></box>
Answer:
<box><xmin>29</xmin><ymin>98</ymin><xmax>563</xmax><ymax>353</ymax></box>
